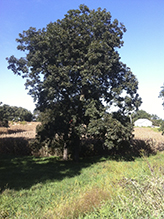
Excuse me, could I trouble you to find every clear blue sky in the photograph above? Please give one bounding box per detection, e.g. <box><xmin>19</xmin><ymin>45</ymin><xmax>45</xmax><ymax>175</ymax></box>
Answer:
<box><xmin>0</xmin><ymin>0</ymin><xmax>164</xmax><ymax>118</ymax></box>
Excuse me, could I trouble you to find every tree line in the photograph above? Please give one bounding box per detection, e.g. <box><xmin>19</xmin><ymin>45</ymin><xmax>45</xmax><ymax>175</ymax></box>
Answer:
<box><xmin>0</xmin><ymin>102</ymin><xmax>33</xmax><ymax>127</ymax></box>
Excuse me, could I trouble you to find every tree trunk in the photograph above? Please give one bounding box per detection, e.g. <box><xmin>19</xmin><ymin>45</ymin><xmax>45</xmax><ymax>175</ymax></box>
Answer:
<box><xmin>63</xmin><ymin>142</ymin><xmax>68</xmax><ymax>160</ymax></box>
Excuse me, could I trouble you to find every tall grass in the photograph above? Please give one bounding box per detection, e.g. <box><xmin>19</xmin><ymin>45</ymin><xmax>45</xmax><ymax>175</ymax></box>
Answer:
<box><xmin>0</xmin><ymin>152</ymin><xmax>164</xmax><ymax>218</ymax></box>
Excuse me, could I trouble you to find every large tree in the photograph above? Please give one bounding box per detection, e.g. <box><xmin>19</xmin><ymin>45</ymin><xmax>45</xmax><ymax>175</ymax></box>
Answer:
<box><xmin>7</xmin><ymin>5</ymin><xmax>141</xmax><ymax>160</ymax></box>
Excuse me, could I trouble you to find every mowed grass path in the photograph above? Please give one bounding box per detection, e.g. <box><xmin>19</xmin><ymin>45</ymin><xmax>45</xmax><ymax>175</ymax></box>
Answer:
<box><xmin>0</xmin><ymin>152</ymin><xmax>164</xmax><ymax>218</ymax></box>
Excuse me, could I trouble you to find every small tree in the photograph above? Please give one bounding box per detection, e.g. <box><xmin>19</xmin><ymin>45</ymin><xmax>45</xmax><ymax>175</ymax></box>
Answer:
<box><xmin>7</xmin><ymin>5</ymin><xmax>141</xmax><ymax>160</ymax></box>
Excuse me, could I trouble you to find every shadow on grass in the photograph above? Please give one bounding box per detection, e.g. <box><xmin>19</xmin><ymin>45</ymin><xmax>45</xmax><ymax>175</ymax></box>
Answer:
<box><xmin>80</xmin><ymin>138</ymin><xmax>158</xmax><ymax>162</ymax></box>
<box><xmin>0</xmin><ymin>155</ymin><xmax>103</xmax><ymax>193</ymax></box>
<box><xmin>0</xmin><ymin>138</ymin><xmax>158</xmax><ymax>193</ymax></box>
<box><xmin>107</xmin><ymin>139</ymin><xmax>158</xmax><ymax>162</ymax></box>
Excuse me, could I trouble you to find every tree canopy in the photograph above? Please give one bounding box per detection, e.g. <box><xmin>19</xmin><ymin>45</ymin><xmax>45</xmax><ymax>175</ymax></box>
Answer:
<box><xmin>7</xmin><ymin>5</ymin><xmax>141</xmax><ymax>160</ymax></box>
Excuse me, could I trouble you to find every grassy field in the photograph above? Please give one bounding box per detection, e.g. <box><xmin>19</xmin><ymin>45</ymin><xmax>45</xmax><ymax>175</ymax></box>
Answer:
<box><xmin>0</xmin><ymin>153</ymin><xmax>164</xmax><ymax>218</ymax></box>
<box><xmin>0</xmin><ymin>124</ymin><xmax>164</xmax><ymax>218</ymax></box>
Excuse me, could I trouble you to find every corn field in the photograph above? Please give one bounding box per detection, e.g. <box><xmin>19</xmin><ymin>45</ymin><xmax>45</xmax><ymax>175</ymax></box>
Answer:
<box><xmin>0</xmin><ymin>122</ymin><xmax>39</xmax><ymax>139</ymax></box>
<box><xmin>0</xmin><ymin>123</ymin><xmax>164</xmax><ymax>156</ymax></box>
<box><xmin>133</xmin><ymin>127</ymin><xmax>164</xmax><ymax>152</ymax></box>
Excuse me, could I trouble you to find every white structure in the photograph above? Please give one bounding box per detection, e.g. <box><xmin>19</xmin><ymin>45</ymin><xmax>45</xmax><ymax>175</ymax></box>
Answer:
<box><xmin>134</xmin><ymin>119</ymin><xmax>152</xmax><ymax>127</ymax></box>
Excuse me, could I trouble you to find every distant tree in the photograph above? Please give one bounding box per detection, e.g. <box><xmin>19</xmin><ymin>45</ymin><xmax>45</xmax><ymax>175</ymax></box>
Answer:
<box><xmin>151</xmin><ymin>114</ymin><xmax>160</xmax><ymax>121</ymax></box>
<box><xmin>7</xmin><ymin>5</ymin><xmax>141</xmax><ymax>160</ymax></box>
<box><xmin>16</xmin><ymin>107</ymin><xmax>33</xmax><ymax>122</ymax></box>
<box><xmin>0</xmin><ymin>102</ymin><xmax>9</xmax><ymax>127</ymax></box>
<box><xmin>132</xmin><ymin>110</ymin><xmax>151</xmax><ymax>122</ymax></box>
<box><xmin>0</xmin><ymin>103</ymin><xmax>33</xmax><ymax>124</ymax></box>
<box><xmin>159</xmin><ymin>85</ymin><xmax>164</xmax><ymax>133</ymax></box>
<box><xmin>150</xmin><ymin>114</ymin><xmax>163</xmax><ymax>127</ymax></box>
<box><xmin>159</xmin><ymin>84</ymin><xmax>164</xmax><ymax>106</ymax></box>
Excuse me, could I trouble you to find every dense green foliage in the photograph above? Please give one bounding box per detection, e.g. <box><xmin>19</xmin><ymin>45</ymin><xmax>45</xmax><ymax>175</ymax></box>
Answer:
<box><xmin>0</xmin><ymin>102</ymin><xmax>8</xmax><ymax>127</ymax></box>
<box><xmin>0</xmin><ymin>103</ymin><xmax>33</xmax><ymax>126</ymax></box>
<box><xmin>7</xmin><ymin>5</ymin><xmax>141</xmax><ymax>159</ymax></box>
<box><xmin>0</xmin><ymin>153</ymin><xmax>164</xmax><ymax>218</ymax></box>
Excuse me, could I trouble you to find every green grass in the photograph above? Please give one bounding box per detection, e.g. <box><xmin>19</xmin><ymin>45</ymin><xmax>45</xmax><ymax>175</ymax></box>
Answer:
<box><xmin>0</xmin><ymin>153</ymin><xmax>164</xmax><ymax>218</ymax></box>
<box><xmin>151</xmin><ymin>127</ymin><xmax>160</xmax><ymax>132</ymax></box>
<box><xmin>146</xmin><ymin>127</ymin><xmax>161</xmax><ymax>132</ymax></box>
<box><xmin>136</xmin><ymin>126</ymin><xmax>160</xmax><ymax>132</ymax></box>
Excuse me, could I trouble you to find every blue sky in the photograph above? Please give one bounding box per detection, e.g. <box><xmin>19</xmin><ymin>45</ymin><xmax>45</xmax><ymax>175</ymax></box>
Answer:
<box><xmin>0</xmin><ymin>0</ymin><xmax>164</xmax><ymax>118</ymax></box>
